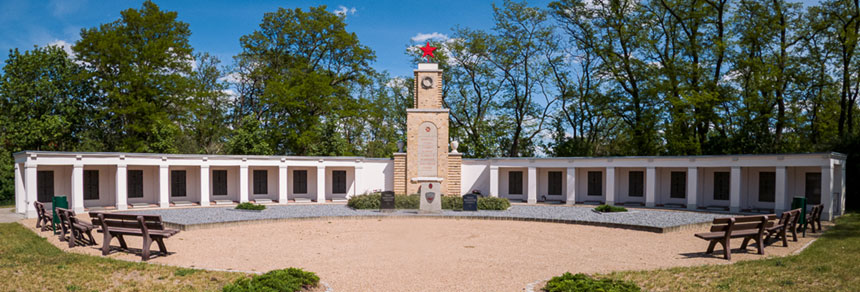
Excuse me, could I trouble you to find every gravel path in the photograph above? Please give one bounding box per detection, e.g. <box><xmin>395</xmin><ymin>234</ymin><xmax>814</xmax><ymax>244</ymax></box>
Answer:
<box><xmin>119</xmin><ymin>204</ymin><xmax>731</xmax><ymax>231</ymax></box>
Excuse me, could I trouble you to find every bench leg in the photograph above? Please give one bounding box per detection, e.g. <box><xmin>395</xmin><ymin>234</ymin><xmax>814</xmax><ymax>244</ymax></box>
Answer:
<box><xmin>85</xmin><ymin>230</ymin><xmax>96</xmax><ymax>246</ymax></box>
<box><xmin>740</xmin><ymin>237</ymin><xmax>750</xmax><ymax>250</ymax></box>
<box><xmin>141</xmin><ymin>237</ymin><xmax>153</xmax><ymax>261</ymax></box>
<box><xmin>102</xmin><ymin>232</ymin><xmax>113</xmax><ymax>256</ymax></box>
<box><xmin>722</xmin><ymin>238</ymin><xmax>731</xmax><ymax>260</ymax></box>
<box><xmin>755</xmin><ymin>235</ymin><xmax>765</xmax><ymax>255</ymax></box>
<box><xmin>791</xmin><ymin>227</ymin><xmax>798</xmax><ymax>242</ymax></box>
<box><xmin>155</xmin><ymin>237</ymin><xmax>168</xmax><ymax>255</ymax></box>
<box><xmin>116</xmin><ymin>235</ymin><xmax>128</xmax><ymax>250</ymax></box>
<box><xmin>706</xmin><ymin>241</ymin><xmax>717</xmax><ymax>254</ymax></box>
<box><xmin>68</xmin><ymin>228</ymin><xmax>77</xmax><ymax>248</ymax></box>
<box><xmin>781</xmin><ymin>229</ymin><xmax>788</xmax><ymax>247</ymax></box>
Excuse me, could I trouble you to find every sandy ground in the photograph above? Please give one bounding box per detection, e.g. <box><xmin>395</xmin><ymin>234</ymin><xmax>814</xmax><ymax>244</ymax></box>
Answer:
<box><xmin>22</xmin><ymin>217</ymin><xmax>824</xmax><ymax>292</ymax></box>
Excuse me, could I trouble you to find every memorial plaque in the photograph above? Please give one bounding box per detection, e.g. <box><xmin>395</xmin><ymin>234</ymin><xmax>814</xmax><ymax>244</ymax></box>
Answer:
<box><xmin>417</xmin><ymin>122</ymin><xmax>438</xmax><ymax>177</ymax></box>
<box><xmin>462</xmin><ymin>194</ymin><xmax>478</xmax><ymax>211</ymax></box>
<box><xmin>380</xmin><ymin>191</ymin><xmax>395</xmax><ymax>211</ymax></box>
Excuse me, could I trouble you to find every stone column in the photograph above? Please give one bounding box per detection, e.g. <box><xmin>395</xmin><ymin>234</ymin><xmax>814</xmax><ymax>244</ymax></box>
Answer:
<box><xmin>159</xmin><ymin>165</ymin><xmax>169</xmax><ymax>208</ymax></box>
<box><xmin>730</xmin><ymin>166</ymin><xmax>741</xmax><ymax>213</ymax></box>
<box><xmin>840</xmin><ymin>164</ymin><xmax>847</xmax><ymax>216</ymax></box>
<box><xmin>775</xmin><ymin>166</ymin><xmax>787</xmax><ymax>214</ymax></box>
<box><xmin>393</xmin><ymin>153</ymin><xmax>406</xmax><ymax>194</ymax></box>
<box><xmin>15</xmin><ymin>163</ymin><xmax>25</xmax><ymax>214</ymax></box>
<box><xmin>354</xmin><ymin>165</ymin><xmax>363</xmax><ymax>197</ymax></box>
<box><xmin>239</xmin><ymin>164</ymin><xmax>249</xmax><ymax>203</ymax></box>
<box><xmin>687</xmin><ymin>167</ymin><xmax>698</xmax><ymax>210</ymax></box>
<box><xmin>278</xmin><ymin>165</ymin><xmax>288</xmax><ymax>203</ymax></box>
<box><xmin>645</xmin><ymin>167</ymin><xmax>656</xmax><ymax>207</ymax></box>
<box><xmin>527</xmin><ymin>167</ymin><xmax>537</xmax><ymax>204</ymax></box>
<box><xmin>316</xmin><ymin>165</ymin><xmax>326</xmax><ymax>203</ymax></box>
<box><xmin>200</xmin><ymin>164</ymin><xmax>210</xmax><ymax>206</ymax></box>
<box><xmin>605</xmin><ymin>167</ymin><xmax>616</xmax><ymax>205</ymax></box>
<box><xmin>489</xmin><ymin>165</ymin><xmax>499</xmax><ymax>198</ymax></box>
<box><xmin>565</xmin><ymin>167</ymin><xmax>576</xmax><ymax>205</ymax></box>
<box><xmin>71</xmin><ymin>164</ymin><xmax>84</xmax><ymax>213</ymax></box>
<box><xmin>25</xmin><ymin>162</ymin><xmax>38</xmax><ymax>218</ymax></box>
<box><xmin>821</xmin><ymin>163</ymin><xmax>833</xmax><ymax>221</ymax></box>
<box><xmin>115</xmin><ymin>164</ymin><xmax>128</xmax><ymax>210</ymax></box>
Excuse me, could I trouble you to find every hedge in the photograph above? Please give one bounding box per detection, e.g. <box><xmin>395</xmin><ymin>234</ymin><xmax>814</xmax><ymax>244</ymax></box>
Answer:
<box><xmin>235</xmin><ymin>202</ymin><xmax>266</xmax><ymax>211</ymax></box>
<box><xmin>347</xmin><ymin>193</ymin><xmax>509</xmax><ymax>210</ymax></box>
<box><xmin>593</xmin><ymin>204</ymin><xmax>627</xmax><ymax>213</ymax></box>
<box><xmin>222</xmin><ymin>268</ymin><xmax>319</xmax><ymax>292</ymax></box>
<box><xmin>542</xmin><ymin>272</ymin><xmax>640</xmax><ymax>292</ymax></box>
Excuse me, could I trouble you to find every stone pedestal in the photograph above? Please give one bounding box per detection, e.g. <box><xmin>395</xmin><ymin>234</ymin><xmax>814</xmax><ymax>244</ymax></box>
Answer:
<box><xmin>414</xmin><ymin>177</ymin><xmax>443</xmax><ymax>214</ymax></box>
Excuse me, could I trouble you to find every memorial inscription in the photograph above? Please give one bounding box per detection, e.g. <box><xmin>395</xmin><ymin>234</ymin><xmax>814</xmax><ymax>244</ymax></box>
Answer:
<box><xmin>380</xmin><ymin>191</ymin><xmax>395</xmax><ymax>211</ymax></box>
<box><xmin>462</xmin><ymin>194</ymin><xmax>478</xmax><ymax>211</ymax></box>
<box><xmin>417</xmin><ymin>122</ymin><xmax>438</xmax><ymax>177</ymax></box>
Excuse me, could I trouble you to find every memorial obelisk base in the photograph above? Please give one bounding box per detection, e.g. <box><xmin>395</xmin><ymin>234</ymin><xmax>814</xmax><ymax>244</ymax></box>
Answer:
<box><xmin>413</xmin><ymin>177</ymin><xmax>443</xmax><ymax>213</ymax></box>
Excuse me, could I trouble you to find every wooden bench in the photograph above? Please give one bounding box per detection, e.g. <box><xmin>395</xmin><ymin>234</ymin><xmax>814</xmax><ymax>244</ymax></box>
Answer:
<box><xmin>805</xmin><ymin>204</ymin><xmax>823</xmax><ymax>233</ymax></box>
<box><xmin>694</xmin><ymin>215</ymin><xmax>769</xmax><ymax>260</ymax></box>
<box><xmin>89</xmin><ymin>212</ymin><xmax>180</xmax><ymax>261</ymax></box>
<box><xmin>34</xmin><ymin>201</ymin><xmax>54</xmax><ymax>232</ymax></box>
<box><xmin>56</xmin><ymin>208</ymin><xmax>96</xmax><ymax>248</ymax></box>
<box><xmin>765</xmin><ymin>209</ymin><xmax>800</xmax><ymax>247</ymax></box>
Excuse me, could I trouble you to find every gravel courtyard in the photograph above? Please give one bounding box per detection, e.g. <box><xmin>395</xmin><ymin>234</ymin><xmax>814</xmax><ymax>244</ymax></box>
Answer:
<box><xmin>118</xmin><ymin>204</ymin><xmax>733</xmax><ymax>232</ymax></box>
<box><xmin>24</xmin><ymin>209</ymin><xmax>823</xmax><ymax>291</ymax></box>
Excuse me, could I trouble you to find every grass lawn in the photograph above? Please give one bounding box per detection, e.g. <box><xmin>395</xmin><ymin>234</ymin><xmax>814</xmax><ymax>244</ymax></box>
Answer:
<box><xmin>0</xmin><ymin>222</ymin><xmax>246</xmax><ymax>291</ymax></box>
<box><xmin>605</xmin><ymin>212</ymin><xmax>860</xmax><ymax>291</ymax></box>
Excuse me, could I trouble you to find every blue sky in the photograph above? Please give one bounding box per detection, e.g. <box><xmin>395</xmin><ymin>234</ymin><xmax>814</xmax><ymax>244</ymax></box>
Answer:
<box><xmin>0</xmin><ymin>0</ymin><xmax>823</xmax><ymax>78</ymax></box>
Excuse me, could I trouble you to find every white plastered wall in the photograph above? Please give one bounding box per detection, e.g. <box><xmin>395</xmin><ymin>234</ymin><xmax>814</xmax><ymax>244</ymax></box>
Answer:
<box><xmin>576</xmin><ymin>168</ymin><xmax>604</xmax><ymax>203</ymax></box>
<box><xmin>35</xmin><ymin>165</ymin><xmax>72</xmax><ymax>208</ymax></box>
<box><xmin>460</xmin><ymin>162</ymin><xmax>489</xmax><ymax>196</ymax></box>
<box><xmin>537</xmin><ymin>168</ymin><xmax>566</xmax><ymax>202</ymax></box>
<box><xmin>248</xmin><ymin>166</ymin><xmax>279</xmax><ymax>201</ymax></box>
<box><xmin>657</xmin><ymin>167</ymin><xmax>687</xmax><ymax>206</ymax></box>
<box><xmin>83</xmin><ymin>165</ymin><xmax>116</xmax><ymax>208</ymax></box>
<box><xmin>701</xmin><ymin>167</ymin><xmax>731</xmax><ymax>208</ymax></box>
<box><xmin>168</xmin><ymin>166</ymin><xmax>200</xmax><ymax>203</ymax></box>
<box><xmin>127</xmin><ymin>165</ymin><xmax>160</xmax><ymax>206</ymax></box>
<box><xmin>498</xmin><ymin>167</ymin><xmax>528</xmax><ymax>201</ymax></box>
<box><xmin>209</xmin><ymin>166</ymin><xmax>240</xmax><ymax>202</ymax></box>
<box><xmin>288</xmin><ymin>166</ymin><xmax>318</xmax><ymax>201</ymax></box>
<box><xmin>616</xmin><ymin>167</ymin><xmax>646</xmax><ymax>204</ymax></box>
<box><xmin>325</xmin><ymin>167</ymin><xmax>354</xmax><ymax>200</ymax></box>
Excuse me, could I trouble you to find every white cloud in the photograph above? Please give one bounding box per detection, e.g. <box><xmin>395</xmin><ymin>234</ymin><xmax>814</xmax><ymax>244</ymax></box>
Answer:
<box><xmin>333</xmin><ymin>5</ymin><xmax>357</xmax><ymax>16</ymax></box>
<box><xmin>219</xmin><ymin>72</ymin><xmax>242</xmax><ymax>84</ymax></box>
<box><xmin>411</xmin><ymin>32</ymin><xmax>448</xmax><ymax>43</ymax></box>
<box><xmin>47</xmin><ymin>39</ymin><xmax>74</xmax><ymax>56</ymax></box>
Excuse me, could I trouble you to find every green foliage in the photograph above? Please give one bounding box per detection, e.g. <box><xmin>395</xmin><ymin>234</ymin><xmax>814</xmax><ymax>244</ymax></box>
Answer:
<box><xmin>594</xmin><ymin>204</ymin><xmax>628</xmax><ymax>213</ymax></box>
<box><xmin>543</xmin><ymin>272</ymin><xmax>641</xmax><ymax>292</ymax></box>
<box><xmin>224</xmin><ymin>116</ymin><xmax>274</xmax><ymax>155</ymax></box>
<box><xmin>347</xmin><ymin>193</ymin><xmax>381</xmax><ymax>209</ymax></box>
<box><xmin>477</xmin><ymin>197</ymin><xmax>511</xmax><ymax>210</ymax></box>
<box><xmin>235</xmin><ymin>203</ymin><xmax>266</xmax><ymax>211</ymax></box>
<box><xmin>222</xmin><ymin>268</ymin><xmax>319</xmax><ymax>292</ymax></box>
<box><xmin>442</xmin><ymin>196</ymin><xmax>463</xmax><ymax>210</ymax></box>
<box><xmin>73</xmin><ymin>0</ymin><xmax>196</xmax><ymax>153</ymax></box>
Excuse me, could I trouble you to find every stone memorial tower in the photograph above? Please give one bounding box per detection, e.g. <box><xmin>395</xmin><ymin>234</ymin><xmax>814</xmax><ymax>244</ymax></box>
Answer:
<box><xmin>393</xmin><ymin>57</ymin><xmax>462</xmax><ymax>199</ymax></box>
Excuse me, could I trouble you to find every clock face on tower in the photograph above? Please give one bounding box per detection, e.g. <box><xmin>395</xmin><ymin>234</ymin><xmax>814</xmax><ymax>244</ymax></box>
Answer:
<box><xmin>421</xmin><ymin>76</ymin><xmax>434</xmax><ymax>89</ymax></box>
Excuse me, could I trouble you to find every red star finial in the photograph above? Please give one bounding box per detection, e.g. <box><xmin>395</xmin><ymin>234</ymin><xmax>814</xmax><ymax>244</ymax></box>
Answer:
<box><xmin>420</xmin><ymin>41</ymin><xmax>437</xmax><ymax>62</ymax></box>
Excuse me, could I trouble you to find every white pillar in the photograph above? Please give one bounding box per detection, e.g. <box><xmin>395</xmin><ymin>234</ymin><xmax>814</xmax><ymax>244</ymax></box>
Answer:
<box><xmin>239</xmin><ymin>164</ymin><xmax>249</xmax><ymax>203</ymax></box>
<box><xmin>645</xmin><ymin>167</ymin><xmax>656</xmax><ymax>207</ymax></box>
<box><xmin>72</xmin><ymin>164</ymin><xmax>84</xmax><ymax>213</ymax></box>
<box><xmin>730</xmin><ymin>166</ymin><xmax>741</xmax><ymax>213</ymax></box>
<box><xmin>565</xmin><ymin>167</ymin><xmax>576</xmax><ymax>205</ymax></box>
<box><xmin>489</xmin><ymin>166</ymin><xmax>499</xmax><ymax>198</ymax></box>
<box><xmin>821</xmin><ymin>164</ymin><xmax>834</xmax><ymax>221</ymax></box>
<box><xmin>159</xmin><ymin>165</ymin><xmax>169</xmax><ymax>208</ymax></box>
<box><xmin>353</xmin><ymin>165</ymin><xmax>363</xmax><ymax>198</ymax></box>
<box><xmin>316</xmin><ymin>165</ymin><xmax>326</xmax><ymax>203</ymax></box>
<box><xmin>200</xmin><ymin>165</ymin><xmax>210</xmax><ymax>206</ymax></box>
<box><xmin>686</xmin><ymin>167</ymin><xmax>698</xmax><ymax>210</ymax></box>
<box><xmin>24</xmin><ymin>162</ymin><xmax>38</xmax><ymax>218</ymax></box>
<box><xmin>840</xmin><ymin>164</ymin><xmax>847</xmax><ymax>216</ymax></box>
<box><xmin>527</xmin><ymin>167</ymin><xmax>537</xmax><ymax>204</ymax></box>
<box><xmin>278</xmin><ymin>165</ymin><xmax>288</xmax><ymax>204</ymax></box>
<box><xmin>15</xmin><ymin>163</ymin><xmax>25</xmax><ymax>214</ymax></box>
<box><xmin>775</xmin><ymin>166</ymin><xmax>787</xmax><ymax>214</ymax></box>
<box><xmin>115</xmin><ymin>164</ymin><xmax>127</xmax><ymax>210</ymax></box>
<box><xmin>605</xmin><ymin>167</ymin><xmax>616</xmax><ymax>205</ymax></box>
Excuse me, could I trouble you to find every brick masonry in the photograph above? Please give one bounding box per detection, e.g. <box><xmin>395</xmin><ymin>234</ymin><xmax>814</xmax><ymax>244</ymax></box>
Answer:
<box><xmin>448</xmin><ymin>153</ymin><xmax>462</xmax><ymax>195</ymax></box>
<box><xmin>393</xmin><ymin>153</ymin><xmax>406</xmax><ymax>195</ymax></box>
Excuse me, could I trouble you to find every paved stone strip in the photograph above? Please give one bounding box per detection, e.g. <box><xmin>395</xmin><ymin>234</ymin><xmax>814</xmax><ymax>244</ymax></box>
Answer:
<box><xmin>119</xmin><ymin>204</ymin><xmax>731</xmax><ymax>233</ymax></box>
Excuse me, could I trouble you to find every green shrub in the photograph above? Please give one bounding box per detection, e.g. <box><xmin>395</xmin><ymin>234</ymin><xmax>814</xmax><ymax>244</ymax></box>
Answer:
<box><xmin>594</xmin><ymin>204</ymin><xmax>627</xmax><ymax>213</ymax></box>
<box><xmin>395</xmin><ymin>194</ymin><xmax>420</xmax><ymax>209</ymax></box>
<box><xmin>442</xmin><ymin>195</ymin><xmax>463</xmax><ymax>210</ymax></box>
<box><xmin>477</xmin><ymin>197</ymin><xmax>510</xmax><ymax>210</ymax></box>
<box><xmin>235</xmin><ymin>202</ymin><xmax>266</xmax><ymax>211</ymax></box>
<box><xmin>347</xmin><ymin>193</ymin><xmax>381</xmax><ymax>209</ymax></box>
<box><xmin>543</xmin><ymin>272</ymin><xmax>640</xmax><ymax>292</ymax></box>
<box><xmin>222</xmin><ymin>268</ymin><xmax>319</xmax><ymax>292</ymax></box>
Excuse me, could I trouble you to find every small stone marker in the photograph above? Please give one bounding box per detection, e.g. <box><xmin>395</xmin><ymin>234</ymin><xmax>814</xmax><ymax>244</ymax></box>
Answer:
<box><xmin>418</xmin><ymin>181</ymin><xmax>442</xmax><ymax>214</ymax></box>
<box><xmin>462</xmin><ymin>194</ymin><xmax>478</xmax><ymax>211</ymax></box>
<box><xmin>380</xmin><ymin>191</ymin><xmax>395</xmax><ymax>212</ymax></box>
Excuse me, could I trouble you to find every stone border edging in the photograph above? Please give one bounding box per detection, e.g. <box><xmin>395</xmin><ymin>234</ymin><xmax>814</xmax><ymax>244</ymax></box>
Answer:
<box><xmin>164</xmin><ymin>213</ymin><xmax>712</xmax><ymax>233</ymax></box>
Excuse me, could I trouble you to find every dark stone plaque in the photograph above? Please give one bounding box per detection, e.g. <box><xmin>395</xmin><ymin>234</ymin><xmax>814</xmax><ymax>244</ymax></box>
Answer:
<box><xmin>462</xmin><ymin>194</ymin><xmax>478</xmax><ymax>211</ymax></box>
<box><xmin>380</xmin><ymin>191</ymin><xmax>395</xmax><ymax>211</ymax></box>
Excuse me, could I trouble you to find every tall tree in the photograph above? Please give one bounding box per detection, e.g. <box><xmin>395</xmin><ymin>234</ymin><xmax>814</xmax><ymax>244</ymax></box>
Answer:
<box><xmin>234</xmin><ymin>5</ymin><xmax>376</xmax><ymax>155</ymax></box>
<box><xmin>0</xmin><ymin>46</ymin><xmax>91</xmax><ymax>203</ymax></box>
<box><xmin>73</xmin><ymin>0</ymin><xmax>195</xmax><ymax>153</ymax></box>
